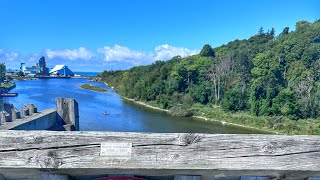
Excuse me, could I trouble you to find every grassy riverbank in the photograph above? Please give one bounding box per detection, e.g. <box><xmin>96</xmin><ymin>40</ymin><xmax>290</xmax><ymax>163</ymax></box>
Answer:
<box><xmin>193</xmin><ymin>105</ymin><xmax>320</xmax><ymax>135</ymax></box>
<box><xmin>1</xmin><ymin>82</ymin><xmax>15</xmax><ymax>88</ymax></box>
<box><xmin>122</xmin><ymin>97</ymin><xmax>320</xmax><ymax>135</ymax></box>
<box><xmin>80</xmin><ymin>84</ymin><xmax>107</xmax><ymax>92</ymax></box>
<box><xmin>0</xmin><ymin>82</ymin><xmax>16</xmax><ymax>92</ymax></box>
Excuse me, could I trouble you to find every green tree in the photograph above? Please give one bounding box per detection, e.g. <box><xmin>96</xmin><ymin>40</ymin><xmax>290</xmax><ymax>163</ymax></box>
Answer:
<box><xmin>280</xmin><ymin>27</ymin><xmax>289</xmax><ymax>36</ymax></box>
<box><xmin>0</xmin><ymin>63</ymin><xmax>6</xmax><ymax>83</ymax></box>
<box><xmin>270</xmin><ymin>27</ymin><xmax>275</xmax><ymax>37</ymax></box>
<box><xmin>250</xmin><ymin>51</ymin><xmax>284</xmax><ymax>116</ymax></box>
<box><xmin>181</xmin><ymin>93</ymin><xmax>194</xmax><ymax>107</ymax></box>
<box><xmin>222</xmin><ymin>86</ymin><xmax>248</xmax><ymax>111</ymax></box>
<box><xmin>271</xmin><ymin>89</ymin><xmax>300</xmax><ymax>119</ymax></box>
<box><xmin>200</xmin><ymin>44</ymin><xmax>215</xmax><ymax>58</ymax></box>
<box><xmin>17</xmin><ymin>71</ymin><xmax>25</xmax><ymax>77</ymax></box>
<box><xmin>258</xmin><ymin>27</ymin><xmax>264</xmax><ymax>35</ymax></box>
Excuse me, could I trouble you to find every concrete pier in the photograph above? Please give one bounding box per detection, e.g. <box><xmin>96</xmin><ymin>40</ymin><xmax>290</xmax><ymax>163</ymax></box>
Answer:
<box><xmin>0</xmin><ymin>98</ymin><xmax>79</xmax><ymax>131</ymax></box>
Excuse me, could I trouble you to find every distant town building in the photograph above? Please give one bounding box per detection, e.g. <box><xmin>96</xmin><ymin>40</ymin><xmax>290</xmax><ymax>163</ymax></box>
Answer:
<box><xmin>39</xmin><ymin>56</ymin><xmax>47</xmax><ymax>76</ymax></box>
<box><xmin>49</xmin><ymin>65</ymin><xmax>74</xmax><ymax>76</ymax></box>
<box><xmin>20</xmin><ymin>63</ymin><xmax>26</xmax><ymax>74</ymax></box>
<box><xmin>36</xmin><ymin>63</ymin><xmax>40</xmax><ymax>74</ymax></box>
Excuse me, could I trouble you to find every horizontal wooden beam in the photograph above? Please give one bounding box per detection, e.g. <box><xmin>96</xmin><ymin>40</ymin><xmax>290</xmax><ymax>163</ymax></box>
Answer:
<box><xmin>0</xmin><ymin>131</ymin><xmax>319</xmax><ymax>180</ymax></box>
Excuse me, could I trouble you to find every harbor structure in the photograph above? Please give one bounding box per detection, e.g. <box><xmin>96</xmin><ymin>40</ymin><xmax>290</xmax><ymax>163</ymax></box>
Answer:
<box><xmin>49</xmin><ymin>65</ymin><xmax>74</xmax><ymax>76</ymax></box>
<box><xmin>20</xmin><ymin>63</ymin><xmax>26</xmax><ymax>74</ymax></box>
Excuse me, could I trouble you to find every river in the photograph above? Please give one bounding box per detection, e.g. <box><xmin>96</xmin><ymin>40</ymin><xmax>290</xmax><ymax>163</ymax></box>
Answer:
<box><xmin>1</xmin><ymin>78</ymin><xmax>265</xmax><ymax>133</ymax></box>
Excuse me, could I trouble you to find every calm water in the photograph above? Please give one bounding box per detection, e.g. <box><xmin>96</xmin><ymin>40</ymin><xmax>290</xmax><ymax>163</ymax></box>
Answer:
<box><xmin>2</xmin><ymin>78</ymin><xmax>265</xmax><ymax>133</ymax></box>
<box><xmin>74</xmin><ymin>72</ymin><xmax>100</xmax><ymax>76</ymax></box>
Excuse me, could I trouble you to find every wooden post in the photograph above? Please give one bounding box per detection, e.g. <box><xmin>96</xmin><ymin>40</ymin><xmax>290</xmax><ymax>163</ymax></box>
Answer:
<box><xmin>22</xmin><ymin>105</ymin><xmax>30</xmax><ymax>117</ymax></box>
<box><xmin>56</xmin><ymin>98</ymin><xmax>79</xmax><ymax>131</ymax></box>
<box><xmin>3</xmin><ymin>103</ymin><xmax>13</xmax><ymax>122</ymax></box>
<box><xmin>11</xmin><ymin>108</ymin><xmax>21</xmax><ymax>121</ymax></box>
<box><xmin>0</xmin><ymin>111</ymin><xmax>10</xmax><ymax>123</ymax></box>
<box><xmin>24</xmin><ymin>104</ymin><xmax>37</xmax><ymax>115</ymax></box>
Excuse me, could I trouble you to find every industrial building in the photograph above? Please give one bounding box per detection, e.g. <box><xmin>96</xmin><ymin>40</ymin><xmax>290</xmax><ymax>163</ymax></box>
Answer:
<box><xmin>49</xmin><ymin>65</ymin><xmax>74</xmax><ymax>76</ymax></box>
<box><xmin>18</xmin><ymin>56</ymin><xmax>74</xmax><ymax>77</ymax></box>
<box><xmin>20</xmin><ymin>56</ymin><xmax>49</xmax><ymax>76</ymax></box>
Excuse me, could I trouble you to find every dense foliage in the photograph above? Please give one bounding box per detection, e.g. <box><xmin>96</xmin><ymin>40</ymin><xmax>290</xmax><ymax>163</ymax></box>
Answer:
<box><xmin>100</xmin><ymin>20</ymin><xmax>320</xmax><ymax>123</ymax></box>
<box><xmin>0</xmin><ymin>63</ymin><xmax>5</xmax><ymax>83</ymax></box>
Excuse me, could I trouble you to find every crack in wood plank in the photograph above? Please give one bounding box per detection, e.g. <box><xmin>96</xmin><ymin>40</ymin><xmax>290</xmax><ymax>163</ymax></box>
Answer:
<box><xmin>222</xmin><ymin>149</ymin><xmax>320</xmax><ymax>159</ymax></box>
<box><xmin>0</xmin><ymin>143</ymin><xmax>101</xmax><ymax>153</ymax></box>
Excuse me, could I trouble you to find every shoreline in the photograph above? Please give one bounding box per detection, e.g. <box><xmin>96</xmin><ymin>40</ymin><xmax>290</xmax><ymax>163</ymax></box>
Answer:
<box><xmin>0</xmin><ymin>82</ymin><xmax>16</xmax><ymax>93</ymax></box>
<box><xmin>103</xmin><ymin>82</ymin><xmax>276</xmax><ymax>134</ymax></box>
<box><xmin>80</xmin><ymin>84</ymin><xmax>108</xmax><ymax>92</ymax></box>
<box><xmin>122</xmin><ymin>97</ymin><xmax>169</xmax><ymax>113</ymax></box>
<box><xmin>125</xmin><ymin>97</ymin><xmax>276</xmax><ymax>134</ymax></box>
<box><xmin>192</xmin><ymin>115</ymin><xmax>278</xmax><ymax>134</ymax></box>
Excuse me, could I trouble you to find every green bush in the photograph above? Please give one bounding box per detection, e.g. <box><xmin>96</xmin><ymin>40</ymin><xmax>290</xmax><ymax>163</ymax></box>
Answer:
<box><xmin>169</xmin><ymin>105</ymin><xmax>194</xmax><ymax>117</ymax></box>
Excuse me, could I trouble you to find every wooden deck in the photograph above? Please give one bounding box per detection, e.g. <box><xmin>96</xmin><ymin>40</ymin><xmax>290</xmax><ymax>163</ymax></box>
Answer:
<box><xmin>0</xmin><ymin>131</ymin><xmax>319</xmax><ymax>179</ymax></box>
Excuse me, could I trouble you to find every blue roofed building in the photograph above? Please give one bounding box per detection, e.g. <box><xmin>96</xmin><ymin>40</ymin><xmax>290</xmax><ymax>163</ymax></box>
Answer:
<box><xmin>49</xmin><ymin>65</ymin><xmax>74</xmax><ymax>76</ymax></box>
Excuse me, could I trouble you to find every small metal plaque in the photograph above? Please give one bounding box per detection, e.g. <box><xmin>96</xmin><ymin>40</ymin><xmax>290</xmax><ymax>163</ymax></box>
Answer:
<box><xmin>100</xmin><ymin>143</ymin><xmax>132</xmax><ymax>157</ymax></box>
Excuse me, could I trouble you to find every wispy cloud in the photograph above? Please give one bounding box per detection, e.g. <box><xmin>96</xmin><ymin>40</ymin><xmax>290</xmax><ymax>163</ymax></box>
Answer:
<box><xmin>154</xmin><ymin>44</ymin><xmax>199</xmax><ymax>61</ymax></box>
<box><xmin>97</xmin><ymin>44</ymin><xmax>199</xmax><ymax>64</ymax></box>
<box><xmin>97</xmin><ymin>45</ymin><xmax>153</xmax><ymax>64</ymax></box>
<box><xmin>0</xmin><ymin>49</ymin><xmax>20</xmax><ymax>61</ymax></box>
<box><xmin>46</xmin><ymin>47</ymin><xmax>94</xmax><ymax>60</ymax></box>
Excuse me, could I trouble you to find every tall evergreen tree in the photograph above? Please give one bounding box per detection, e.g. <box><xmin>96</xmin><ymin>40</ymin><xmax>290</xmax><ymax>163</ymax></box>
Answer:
<box><xmin>270</xmin><ymin>27</ymin><xmax>275</xmax><ymax>36</ymax></box>
<box><xmin>258</xmin><ymin>27</ymin><xmax>264</xmax><ymax>35</ymax></box>
<box><xmin>280</xmin><ymin>27</ymin><xmax>289</xmax><ymax>36</ymax></box>
<box><xmin>199</xmin><ymin>44</ymin><xmax>215</xmax><ymax>58</ymax></box>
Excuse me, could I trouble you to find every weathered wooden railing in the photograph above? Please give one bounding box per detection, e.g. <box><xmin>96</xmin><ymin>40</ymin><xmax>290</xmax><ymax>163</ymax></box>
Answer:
<box><xmin>0</xmin><ymin>131</ymin><xmax>319</xmax><ymax>180</ymax></box>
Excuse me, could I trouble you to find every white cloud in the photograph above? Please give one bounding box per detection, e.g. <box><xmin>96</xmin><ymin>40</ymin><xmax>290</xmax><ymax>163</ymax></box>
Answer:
<box><xmin>97</xmin><ymin>45</ymin><xmax>153</xmax><ymax>64</ymax></box>
<box><xmin>0</xmin><ymin>49</ymin><xmax>20</xmax><ymax>61</ymax></box>
<box><xmin>1</xmin><ymin>44</ymin><xmax>200</xmax><ymax>71</ymax></box>
<box><xmin>97</xmin><ymin>44</ymin><xmax>199</xmax><ymax>64</ymax></box>
<box><xmin>46</xmin><ymin>47</ymin><xmax>94</xmax><ymax>60</ymax></box>
<box><xmin>154</xmin><ymin>44</ymin><xmax>199</xmax><ymax>61</ymax></box>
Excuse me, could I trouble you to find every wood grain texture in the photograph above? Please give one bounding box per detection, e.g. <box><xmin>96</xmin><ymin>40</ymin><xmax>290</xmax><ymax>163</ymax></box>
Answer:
<box><xmin>0</xmin><ymin>131</ymin><xmax>319</xmax><ymax>180</ymax></box>
<box><xmin>174</xmin><ymin>175</ymin><xmax>201</xmax><ymax>180</ymax></box>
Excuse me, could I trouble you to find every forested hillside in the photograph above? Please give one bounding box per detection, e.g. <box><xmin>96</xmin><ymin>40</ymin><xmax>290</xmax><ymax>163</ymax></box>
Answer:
<box><xmin>99</xmin><ymin>20</ymin><xmax>320</xmax><ymax>134</ymax></box>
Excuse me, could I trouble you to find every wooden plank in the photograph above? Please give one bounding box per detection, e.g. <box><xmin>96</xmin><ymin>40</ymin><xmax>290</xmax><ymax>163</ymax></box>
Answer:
<box><xmin>174</xmin><ymin>175</ymin><xmax>201</xmax><ymax>180</ymax></box>
<box><xmin>241</xmin><ymin>176</ymin><xmax>268</xmax><ymax>180</ymax></box>
<box><xmin>214</xmin><ymin>177</ymin><xmax>240</xmax><ymax>180</ymax></box>
<box><xmin>0</xmin><ymin>131</ymin><xmax>319</xmax><ymax>180</ymax></box>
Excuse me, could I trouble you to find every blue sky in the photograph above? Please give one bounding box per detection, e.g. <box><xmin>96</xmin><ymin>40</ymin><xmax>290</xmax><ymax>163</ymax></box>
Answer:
<box><xmin>0</xmin><ymin>0</ymin><xmax>319</xmax><ymax>72</ymax></box>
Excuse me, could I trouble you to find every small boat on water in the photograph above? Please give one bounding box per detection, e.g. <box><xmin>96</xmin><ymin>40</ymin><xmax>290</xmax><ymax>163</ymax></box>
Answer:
<box><xmin>103</xmin><ymin>112</ymin><xmax>109</xmax><ymax>116</ymax></box>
